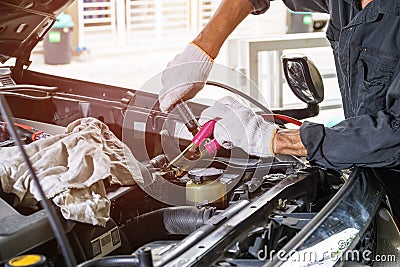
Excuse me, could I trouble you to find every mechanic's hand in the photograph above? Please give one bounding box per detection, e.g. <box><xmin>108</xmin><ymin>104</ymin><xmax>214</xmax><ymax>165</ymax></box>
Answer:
<box><xmin>159</xmin><ymin>42</ymin><xmax>214</xmax><ymax>112</ymax></box>
<box><xmin>199</xmin><ymin>96</ymin><xmax>279</xmax><ymax>158</ymax></box>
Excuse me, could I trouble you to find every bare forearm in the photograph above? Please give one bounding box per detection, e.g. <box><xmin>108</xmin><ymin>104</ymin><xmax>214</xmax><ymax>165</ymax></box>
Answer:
<box><xmin>193</xmin><ymin>0</ymin><xmax>253</xmax><ymax>59</ymax></box>
<box><xmin>360</xmin><ymin>0</ymin><xmax>373</xmax><ymax>9</ymax></box>
<box><xmin>274</xmin><ymin>129</ymin><xmax>307</xmax><ymax>156</ymax></box>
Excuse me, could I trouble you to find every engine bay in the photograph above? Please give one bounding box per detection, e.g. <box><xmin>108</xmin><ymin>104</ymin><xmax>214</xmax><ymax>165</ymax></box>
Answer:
<box><xmin>0</xmin><ymin>66</ymin><xmax>382</xmax><ymax>267</ymax></box>
<box><xmin>1</xmin><ymin>0</ymin><xmax>398</xmax><ymax>264</ymax></box>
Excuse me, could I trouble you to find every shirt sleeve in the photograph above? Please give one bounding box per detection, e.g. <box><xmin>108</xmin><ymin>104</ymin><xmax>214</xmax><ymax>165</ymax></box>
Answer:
<box><xmin>282</xmin><ymin>0</ymin><xmax>329</xmax><ymax>13</ymax></box>
<box><xmin>248</xmin><ymin>0</ymin><xmax>271</xmax><ymax>15</ymax></box>
<box><xmin>300</xmin><ymin>69</ymin><xmax>400</xmax><ymax>170</ymax></box>
<box><xmin>248</xmin><ymin>0</ymin><xmax>329</xmax><ymax>15</ymax></box>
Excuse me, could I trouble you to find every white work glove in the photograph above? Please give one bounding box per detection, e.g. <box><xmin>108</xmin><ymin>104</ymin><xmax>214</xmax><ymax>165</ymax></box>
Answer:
<box><xmin>159</xmin><ymin>42</ymin><xmax>213</xmax><ymax>112</ymax></box>
<box><xmin>199</xmin><ymin>96</ymin><xmax>279</xmax><ymax>158</ymax></box>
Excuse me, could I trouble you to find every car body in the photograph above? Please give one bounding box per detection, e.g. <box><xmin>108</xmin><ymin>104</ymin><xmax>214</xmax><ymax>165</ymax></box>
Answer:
<box><xmin>0</xmin><ymin>1</ymin><xmax>399</xmax><ymax>267</ymax></box>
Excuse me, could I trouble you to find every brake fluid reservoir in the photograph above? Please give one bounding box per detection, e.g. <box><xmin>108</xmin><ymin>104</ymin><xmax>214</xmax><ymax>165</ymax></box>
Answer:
<box><xmin>186</xmin><ymin>168</ymin><xmax>226</xmax><ymax>208</ymax></box>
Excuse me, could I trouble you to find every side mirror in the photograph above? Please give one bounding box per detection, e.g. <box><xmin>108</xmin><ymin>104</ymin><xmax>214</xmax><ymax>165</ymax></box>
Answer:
<box><xmin>272</xmin><ymin>54</ymin><xmax>324</xmax><ymax>120</ymax></box>
<box><xmin>282</xmin><ymin>54</ymin><xmax>324</xmax><ymax>104</ymax></box>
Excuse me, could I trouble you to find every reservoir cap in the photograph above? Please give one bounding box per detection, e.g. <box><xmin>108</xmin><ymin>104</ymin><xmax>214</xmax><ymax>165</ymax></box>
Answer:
<box><xmin>6</xmin><ymin>255</ymin><xmax>47</xmax><ymax>267</ymax></box>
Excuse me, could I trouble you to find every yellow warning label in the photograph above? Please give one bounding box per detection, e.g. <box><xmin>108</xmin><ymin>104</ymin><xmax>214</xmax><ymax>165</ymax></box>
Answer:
<box><xmin>8</xmin><ymin>255</ymin><xmax>42</xmax><ymax>266</ymax></box>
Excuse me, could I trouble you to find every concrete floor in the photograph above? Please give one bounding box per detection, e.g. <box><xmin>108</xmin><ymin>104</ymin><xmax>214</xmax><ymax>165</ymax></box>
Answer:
<box><xmin>30</xmin><ymin>45</ymin><xmax>179</xmax><ymax>90</ymax></box>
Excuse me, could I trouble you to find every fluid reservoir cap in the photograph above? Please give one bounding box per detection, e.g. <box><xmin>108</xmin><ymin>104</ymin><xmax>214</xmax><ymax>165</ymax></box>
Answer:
<box><xmin>6</xmin><ymin>255</ymin><xmax>46</xmax><ymax>267</ymax></box>
<box><xmin>188</xmin><ymin>167</ymin><xmax>224</xmax><ymax>184</ymax></box>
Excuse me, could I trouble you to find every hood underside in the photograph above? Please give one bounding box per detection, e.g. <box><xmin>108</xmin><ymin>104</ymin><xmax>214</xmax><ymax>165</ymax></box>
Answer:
<box><xmin>0</xmin><ymin>0</ymin><xmax>73</xmax><ymax>64</ymax></box>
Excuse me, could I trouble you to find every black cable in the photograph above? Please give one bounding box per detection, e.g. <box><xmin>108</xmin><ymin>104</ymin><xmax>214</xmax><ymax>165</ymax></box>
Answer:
<box><xmin>75</xmin><ymin>255</ymin><xmax>139</xmax><ymax>267</ymax></box>
<box><xmin>206</xmin><ymin>80</ymin><xmax>272</xmax><ymax>114</ymax></box>
<box><xmin>0</xmin><ymin>94</ymin><xmax>77</xmax><ymax>267</ymax></box>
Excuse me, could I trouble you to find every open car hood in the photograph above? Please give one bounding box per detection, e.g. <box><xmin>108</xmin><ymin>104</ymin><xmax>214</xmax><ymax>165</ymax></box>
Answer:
<box><xmin>0</xmin><ymin>0</ymin><xmax>73</xmax><ymax>64</ymax></box>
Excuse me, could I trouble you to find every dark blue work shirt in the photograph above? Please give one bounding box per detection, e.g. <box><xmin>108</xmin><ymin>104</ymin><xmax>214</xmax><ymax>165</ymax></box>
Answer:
<box><xmin>250</xmin><ymin>0</ymin><xmax>400</xmax><ymax>170</ymax></box>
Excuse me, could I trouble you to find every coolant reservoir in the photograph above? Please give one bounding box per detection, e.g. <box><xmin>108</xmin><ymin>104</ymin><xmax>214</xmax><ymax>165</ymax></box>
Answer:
<box><xmin>186</xmin><ymin>168</ymin><xmax>226</xmax><ymax>208</ymax></box>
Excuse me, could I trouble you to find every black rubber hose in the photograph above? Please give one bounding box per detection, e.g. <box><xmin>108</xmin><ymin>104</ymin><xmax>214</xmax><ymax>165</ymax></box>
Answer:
<box><xmin>137</xmin><ymin>247</ymin><xmax>153</xmax><ymax>267</ymax></box>
<box><xmin>76</xmin><ymin>255</ymin><xmax>139</xmax><ymax>267</ymax></box>
<box><xmin>163</xmin><ymin>206</ymin><xmax>215</xmax><ymax>235</ymax></box>
<box><xmin>124</xmin><ymin>206</ymin><xmax>215</xmax><ymax>247</ymax></box>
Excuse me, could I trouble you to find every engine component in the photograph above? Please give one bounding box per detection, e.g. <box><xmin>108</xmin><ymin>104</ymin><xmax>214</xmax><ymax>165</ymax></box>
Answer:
<box><xmin>148</xmin><ymin>154</ymin><xmax>169</xmax><ymax>170</ymax></box>
<box><xmin>75</xmin><ymin>255</ymin><xmax>139</xmax><ymax>267</ymax></box>
<box><xmin>186</xmin><ymin>168</ymin><xmax>226</xmax><ymax>207</ymax></box>
<box><xmin>5</xmin><ymin>254</ymin><xmax>47</xmax><ymax>267</ymax></box>
<box><xmin>0</xmin><ymin>131</ymin><xmax>13</xmax><ymax>147</ymax></box>
<box><xmin>187</xmin><ymin>167</ymin><xmax>224</xmax><ymax>183</ymax></box>
<box><xmin>0</xmin><ymin>121</ymin><xmax>51</xmax><ymax>142</ymax></box>
<box><xmin>123</xmin><ymin>206</ymin><xmax>216</xmax><ymax>248</ymax></box>
<box><xmin>137</xmin><ymin>247</ymin><xmax>153</xmax><ymax>267</ymax></box>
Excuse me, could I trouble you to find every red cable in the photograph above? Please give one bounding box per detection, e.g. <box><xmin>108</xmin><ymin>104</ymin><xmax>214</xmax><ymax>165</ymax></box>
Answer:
<box><xmin>261</xmin><ymin>114</ymin><xmax>303</xmax><ymax>126</ymax></box>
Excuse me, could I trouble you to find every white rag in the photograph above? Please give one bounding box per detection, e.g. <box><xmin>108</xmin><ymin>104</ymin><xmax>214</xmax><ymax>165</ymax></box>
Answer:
<box><xmin>0</xmin><ymin>117</ymin><xmax>143</xmax><ymax>226</ymax></box>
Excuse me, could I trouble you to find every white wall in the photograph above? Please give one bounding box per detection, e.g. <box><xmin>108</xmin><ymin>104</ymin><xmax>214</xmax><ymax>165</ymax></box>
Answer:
<box><xmin>77</xmin><ymin>0</ymin><xmax>289</xmax><ymax>50</ymax></box>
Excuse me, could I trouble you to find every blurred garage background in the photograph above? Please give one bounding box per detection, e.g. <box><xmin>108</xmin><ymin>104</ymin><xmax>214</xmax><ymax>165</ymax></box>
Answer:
<box><xmin>29</xmin><ymin>0</ymin><xmax>342</xmax><ymax>124</ymax></box>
